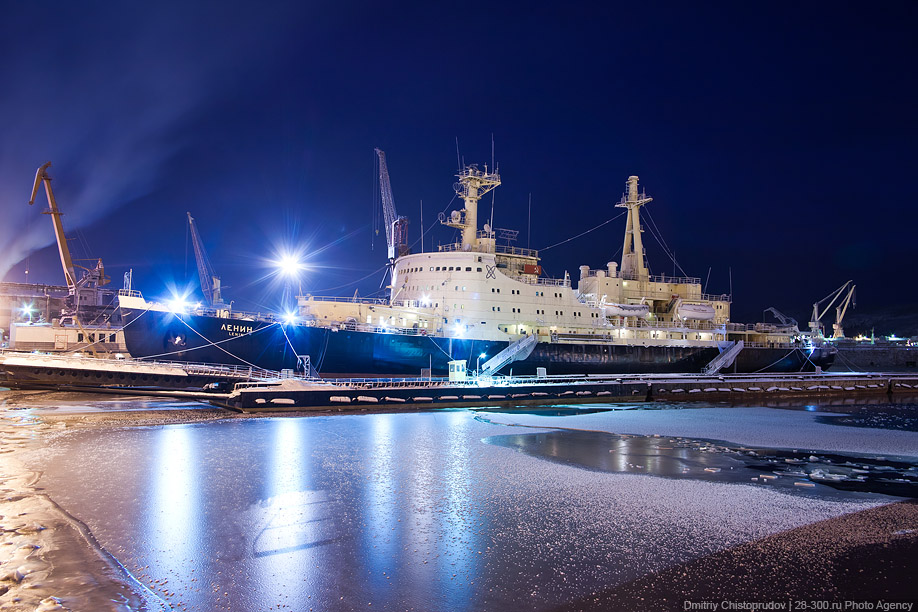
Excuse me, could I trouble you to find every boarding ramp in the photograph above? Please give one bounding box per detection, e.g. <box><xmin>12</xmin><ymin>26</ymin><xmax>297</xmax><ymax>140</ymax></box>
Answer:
<box><xmin>480</xmin><ymin>334</ymin><xmax>539</xmax><ymax>376</ymax></box>
<box><xmin>702</xmin><ymin>340</ymin><xmax>744</xmax><ymax>375</ymax></box>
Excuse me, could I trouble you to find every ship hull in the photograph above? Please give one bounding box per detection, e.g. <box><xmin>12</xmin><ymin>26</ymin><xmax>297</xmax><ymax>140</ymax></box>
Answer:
<box><xmin>121</xmin><ymin>308</ymin><xmax>835</xmax><ymax>376</ymax></box>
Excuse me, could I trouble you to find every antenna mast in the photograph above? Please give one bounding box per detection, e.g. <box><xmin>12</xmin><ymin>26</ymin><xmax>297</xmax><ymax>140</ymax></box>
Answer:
<box><xmin>615</xmin><ymin>175</ymin><xmax>652</xmax><ymax>281</ymax></box>
<box><xmin>441</xmin><ymin>164</ymin><xmax>501</xmax><ymax>249</ymax></box>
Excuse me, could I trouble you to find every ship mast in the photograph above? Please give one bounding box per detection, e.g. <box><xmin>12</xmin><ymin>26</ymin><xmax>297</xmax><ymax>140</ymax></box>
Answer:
<box><xmin>443</xmin><ymin>165</ymin><xmax>501</xmax><ymax>249</ymax></box>
<box><xmin>615</xmin><ymin>175</ymin><xmax>652</xmax><ymax>281</ymax></box>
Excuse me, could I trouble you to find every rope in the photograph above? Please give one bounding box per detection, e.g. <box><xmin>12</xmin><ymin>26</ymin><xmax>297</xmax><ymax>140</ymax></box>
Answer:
<box><xmin>167</xmin><ymin>315</ymin><xmax>274</xmax><ymax>370</ymax></box>
<box><xmin>308</xmin><ymin>263</ymin><xmax>389</xmax><ymax>294</ymax></box>
<box><xmin>539</xmin><ymin>211</ymin><xmax>626</xmax><ymax>252</ymax></box>
<box><xmin>312</xmin><ymin>329</ymin><xmax>330</xmax><ymax>372</ymax></box>
<box><xmin>132</xmin><ymin>314</ymin><xmax>277</xmax><ymax>362</ymax></box>
<box><xmin>832</xmin><ymin>347</ymin><xmax>864</xmax><ymax>372</ymax></box>
<box><xmin>643</xmin><ymin>207</ymin><xmax>689</xmax><ymax>278</ymax></box>
<box><xmin>278</xmin><ymin>322</ymin><xmax>321</xmax><ymax>376</ymax></box>
<box><xmin>63</xmin><ymin>305</ymin><xmax>151</xmax><ymax>355</ymax></box>
<box><xmin>751</xmin><ymin>348</ymin><xmax>798</xmax><ymax>374</ymax></box>
<box><xmin>427</xmin><ymin>334</ymin><xmax>454</xmax><ymax>360</ymax></box>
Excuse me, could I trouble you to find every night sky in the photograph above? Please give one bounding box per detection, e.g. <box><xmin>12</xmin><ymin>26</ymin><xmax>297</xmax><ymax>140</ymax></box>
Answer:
<box><xmin>2</xmin><ymin>2</ymin><xmax>915</xmax><ymax>323</ymax></box>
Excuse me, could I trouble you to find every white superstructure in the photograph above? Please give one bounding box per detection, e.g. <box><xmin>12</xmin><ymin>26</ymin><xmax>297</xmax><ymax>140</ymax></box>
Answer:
<box><xmin>296</xmin><ymin>170</ymin><xmax>734</xmax><ymax>349</ymax></box>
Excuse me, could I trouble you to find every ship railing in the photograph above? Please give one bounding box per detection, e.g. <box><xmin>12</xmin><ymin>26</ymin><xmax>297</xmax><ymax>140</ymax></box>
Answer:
<box><xmin>600</xmin><ymin>318</ymin><xmax>725</xmax><ymax>332</ymax></box>
<box><xmin>299</xmin><ymin>295</ymin><xmax>390</xmax><ymax>305</ymax></box>
<box><xmin>437</xmin><ymin>242</ymin><xmax>540</xmax><ymax>258</ymax></box>
<box><xmin>585</xmin><ymin>269</ymin><xmax>618</xmax><ymax>278</ymax></box>
<box><xmin>117</xmin><ymin>289</ymin><xmax>143</xmax><ymax>298</ymax></box>
<box><xmin>620</xmin><ymin>272</ymin><xmax>702</xmax><ymax>285</ymax></box>
<box><xmin>126</xmin><ymin>358</ymin><xmax>283</xmax><ymax>379</ymax></box>
<box><xmin>189</xmin><ymin>307</ymin><xmax>277</xmax><ymax>322</ymax></box>
<box><xmin>702</xmin><ymin>293</ymin><xmax>731</xmax><ymax>302</ymax></box>
<box><xmin>309</xmin><ymin>373</ymin><xmax>644</xmax><ymax>389</ymax></box>
<box><xmin>727</xmin><ymin>323</ymin><xmax>799</xmax><ymax>333</ymax></box>
<box><xmin>633</xmin><ymin>319</ymin><xmax>726</xmax><ymax>331</ymax></box>
<box><xmin>336</xmin><ymin>322</ymin><xmax>431</xmax><ymax>336</ymax></box>
<box><xmin>735</xmin><ymin>341</ymin><xmax>809</xmax><ymax>349</ymax></box>
<box><xmin>0</xmin><ymin>350</ymin><xmax>285</xmax><ymax>380</ymax></box>
<box><xmin>517</xmin><ymin>276</ymin><xmax>570</xmax><ymax>287</ymax></box>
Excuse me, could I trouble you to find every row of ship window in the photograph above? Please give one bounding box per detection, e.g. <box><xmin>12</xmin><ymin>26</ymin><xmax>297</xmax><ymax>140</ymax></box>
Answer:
<box><xmin>77</xmin><ymin>333</ymin><xmax>118</xmax><ymax>343</ymax></box>
<box><xmin>399</xmin><ymin>266</ymin><xmax>483</xmax><ymax>273</ymax></box>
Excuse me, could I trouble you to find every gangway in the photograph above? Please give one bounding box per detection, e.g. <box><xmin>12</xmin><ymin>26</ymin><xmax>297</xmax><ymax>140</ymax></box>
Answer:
<box><xmin>702</xmin><ymin>340</ymin><xmax>744</xmax><ymax>375</ymax></box>
<box><xmin>479</xmin><ymin>334</ymin><xmax>538</xmax><ymax>376</ymax></box>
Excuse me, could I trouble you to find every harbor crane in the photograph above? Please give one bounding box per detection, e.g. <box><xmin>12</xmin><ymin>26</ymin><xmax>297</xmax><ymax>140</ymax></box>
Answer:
<box><xmin>374</xmin><ymin>148</ymin><xmax>409</xmax><ymax>270</ymax></box>
<box><xmin>28</xmin><ymin>162</ymin><xmax>110</xmax><ymax>352</ymax></box>
<box><xmin>28</xmin><ymin>162</ymin><xmax>110</xmax><ymax>299</ymax></box>
<box><xmin>809</xmin><ymin>280</ymin><xmax>855</xmax><ymax>339</ymax></box>
<box><xmin>187</xmin><ymin>212</ymin><xmax>224</xmax><ymax>307</ymax></box>
<box><xmin>29</xmin><ymin>162</ymin><xmax>78</xmax><ymax>290</ymax></box>
<box><xmin>763</xmin><ymin>307</ymin><xmax>797</xmax><ymax>328</ymax></box>
<box><xmin>832</xmin><ymin>283</ymin><xmax>856</xmax><ymax>339</ymax></box>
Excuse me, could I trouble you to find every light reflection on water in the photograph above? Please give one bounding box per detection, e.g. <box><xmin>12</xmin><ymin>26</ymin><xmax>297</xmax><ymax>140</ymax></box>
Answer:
<box><xmin>49</xmin><ymin>414</ymin><xmax>499</xmax><ymax>611</ymax></box>
<box><xmin>363</xmin><ymin>413</ymin><xmax>397</xmax><ymax>597</ymax></box>
<box><xmin>150</xmin><ymin>426</ymin><xmax>198</xmax><ymax>579</ymax></box>
<box><xmin>33</xmin><ymin>405</ymin><xmax>907</xmax><ymax>611</ymax></box>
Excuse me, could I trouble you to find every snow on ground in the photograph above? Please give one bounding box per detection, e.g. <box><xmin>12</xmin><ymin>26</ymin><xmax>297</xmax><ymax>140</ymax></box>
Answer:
<box><xmin>480</xmin><ymin>404</ymin><xmax>918</xmax><ymax>458</ymax></box>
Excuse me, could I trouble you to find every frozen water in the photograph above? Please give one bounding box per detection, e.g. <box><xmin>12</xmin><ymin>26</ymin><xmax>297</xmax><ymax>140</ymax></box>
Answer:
<box><xmin>481</xmin><ymin>403</ymin><xmax>918</xmax><ymax>458</ymax></box>
<box><xmin>23</xmin><ymin>407</ymin><xmax>889</xmax><ymax>611</ymax></box>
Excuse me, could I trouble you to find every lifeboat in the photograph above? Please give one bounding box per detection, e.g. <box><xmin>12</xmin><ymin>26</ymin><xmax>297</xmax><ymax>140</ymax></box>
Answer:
<box><xmin>602</xmin><ymin>303</ymin><xmax>651</xmax><ymax>317</ymax></box>
<box><xmin>676</xmin><ymin>303</ymin><xmax>716</xmax><ymax>320</ymax></box>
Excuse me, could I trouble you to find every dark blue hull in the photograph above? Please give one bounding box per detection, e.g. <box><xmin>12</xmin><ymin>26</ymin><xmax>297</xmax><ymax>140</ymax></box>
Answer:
<box><xmin>120</xmin><ymin>309</ymin><xmax>835</xmax><ymax>376</ymax></box>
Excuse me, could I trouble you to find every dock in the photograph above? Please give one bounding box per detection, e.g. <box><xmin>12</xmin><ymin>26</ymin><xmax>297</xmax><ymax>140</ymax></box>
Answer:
<box><xmin>213</xmin><ymin>371</ymin><xmax>918</xmax><ymax>412</ymax></box>
<box><xmin>3</xmin><ymin>350</ymin><xmax>917</xmax><ymax>413</ymax></box>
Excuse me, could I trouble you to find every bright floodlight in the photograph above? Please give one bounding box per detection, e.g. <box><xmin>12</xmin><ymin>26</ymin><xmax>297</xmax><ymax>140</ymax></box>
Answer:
<box><xmin>278</xmin><ymin>254</ymin><xmax>301</xmax><ymax>276</ymax></box>
<box><xmin>479</xmin><ymin>352</ymin><xmax>487</xmax><ymax>359</ymax></box>
<box><xmin>283</xmin><ymin>312</ymin><xmax>297</xmax><ymax>325</ymax></box>
<box><xmin>167</xmin><ymin>292</ymin><xmax>190</xmax><ymax>313</ymax></box>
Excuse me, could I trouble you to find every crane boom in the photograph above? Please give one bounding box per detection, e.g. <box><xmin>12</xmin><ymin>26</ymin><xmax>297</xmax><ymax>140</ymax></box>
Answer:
<box><xmin>187</xmin><ymin>212</ymin><xmax>223</xmax><ymax>306</ymax></box>
<box><xmin>29</xmin><ymin>162</ymin><xmax>77</xmax><ymax>290</ymax></box>
<box><xmin>763</xmin><ymin>307</ymin><xmax>797</xmax><ymax>327</ymax></box>
<box><xmin>809</xmin><ymin>280</ymin><xmax>853</xmax><ymax>337</ymax></box>
<box><xmin>374</xmin><ymin>148</ymin><xmax>408</xmax><ymax>261</ymax></box>
<box><xmin>832</xmin><ymin>284</ymin><xmax>856</xmax><ymax>339</ymax></box>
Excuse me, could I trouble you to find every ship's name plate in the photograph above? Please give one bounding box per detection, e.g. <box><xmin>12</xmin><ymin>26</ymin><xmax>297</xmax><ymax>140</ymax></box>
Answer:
<box><xmin>221</xmin><ymin>323</ymin><xmax>254</xmax><ymax>336</ymax></box>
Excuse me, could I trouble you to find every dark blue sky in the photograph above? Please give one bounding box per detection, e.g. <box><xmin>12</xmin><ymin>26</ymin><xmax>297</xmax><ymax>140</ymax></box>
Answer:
<box><xmin>2</xmin><ymin>1</ymin><xmax>915</xmax><ymax>322</ymax></box>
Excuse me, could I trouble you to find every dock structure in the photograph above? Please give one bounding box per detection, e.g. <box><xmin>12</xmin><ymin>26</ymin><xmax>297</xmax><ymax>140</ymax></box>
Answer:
<box><xmin>214</xmin><ymin>371</ymin><xmax>918</xmax><ymax>413</ymax></box>
<box><xmin>2</xmin><ymin>349</ymin><xmax>917</xmax><ymax>412</ymax></box>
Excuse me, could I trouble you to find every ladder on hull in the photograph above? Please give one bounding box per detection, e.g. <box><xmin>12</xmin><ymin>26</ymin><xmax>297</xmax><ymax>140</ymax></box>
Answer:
<box><xmin>703</xmin><ymin>340</ymin><xmax>744</xmax><ymax>375</ymax></box>
<box><xmin>480</xmin><ymin>334</ymin><xmax>539</xmax><ymax>376</ymax></box>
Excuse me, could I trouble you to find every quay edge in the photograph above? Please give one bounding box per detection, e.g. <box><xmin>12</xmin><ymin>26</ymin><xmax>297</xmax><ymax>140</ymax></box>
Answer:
<box><xmin>211</xmin><ymin>373</ymin><xmax>918</xmax><ymax>413</ymax></box>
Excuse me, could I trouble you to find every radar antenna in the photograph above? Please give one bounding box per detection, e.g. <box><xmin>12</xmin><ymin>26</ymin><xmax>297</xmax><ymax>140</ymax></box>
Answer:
<box><xmin>442</xmin><ymin>164</ymin><xmax>501</xmax><ymax>248</ymax></box>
